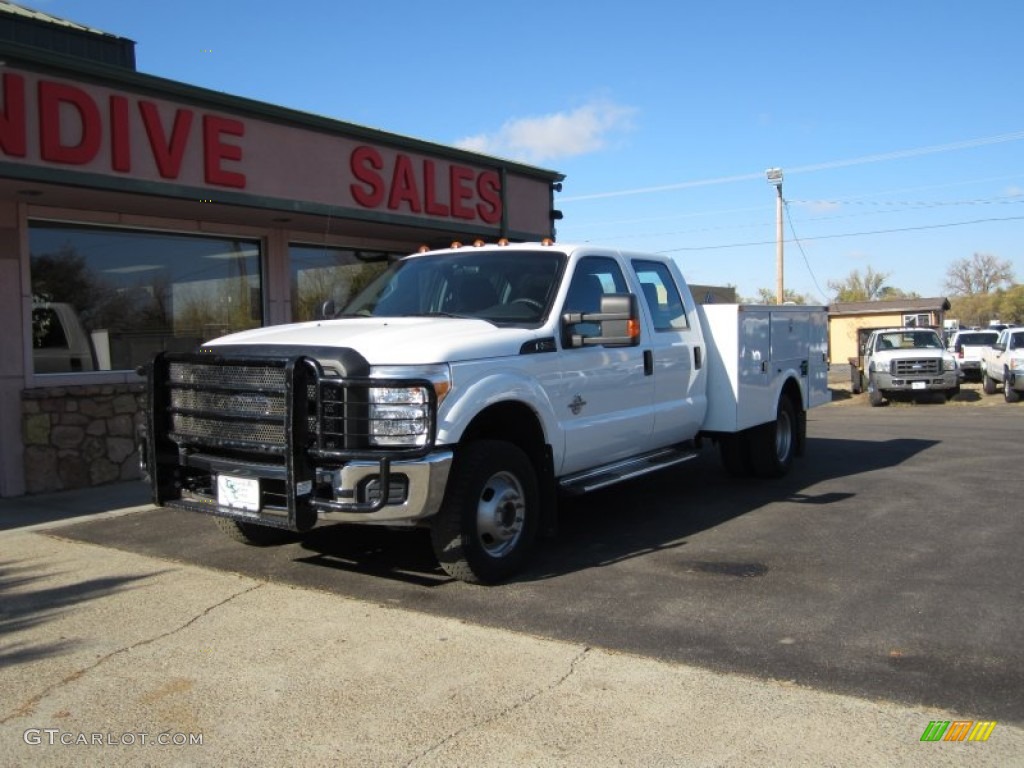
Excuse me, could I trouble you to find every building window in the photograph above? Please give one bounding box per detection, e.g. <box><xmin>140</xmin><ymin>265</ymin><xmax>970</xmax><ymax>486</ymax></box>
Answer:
<box><xmin>289</xmin><ymin>244</ymin><xmax>396</xmax><ymax>322</ymax></box>
<box><xmin>903</xmin><ymin>313</ymin><xmax>930</xmax><ymax>327</ymax></box>
<box><xmin>29</xmin><ymin>222</ymin><xmax>262</xmax><ymax>374</ymax></box>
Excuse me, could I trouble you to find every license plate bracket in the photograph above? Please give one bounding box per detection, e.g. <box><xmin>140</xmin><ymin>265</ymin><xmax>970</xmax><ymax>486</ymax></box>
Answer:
<box><xmin>911</xmin><ymin>381</ymin><xmax>927</xmax><ymax>390</ymax></box>
<box><xmin>217</xmin><ymin>474</ymin><xmax>260</xmax><ymax>512</ymax></box>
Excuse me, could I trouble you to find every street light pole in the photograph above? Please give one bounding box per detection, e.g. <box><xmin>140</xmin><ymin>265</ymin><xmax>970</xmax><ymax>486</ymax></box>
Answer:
<box><xmin>766</xmin><ymin>168</ymin><xmax>784</xmax><ymax>304</ymax></box>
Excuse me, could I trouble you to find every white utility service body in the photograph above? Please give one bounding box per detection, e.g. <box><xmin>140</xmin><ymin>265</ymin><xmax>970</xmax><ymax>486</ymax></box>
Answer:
<box><xmin>141</xmin><ymin>242</ymin><xmax>830</xmax><ymax>583</ymax></box>
<box><xmin>699</xmin><ymin>304</ymin><xmax>830</xmax><ymax>433</ymax></box>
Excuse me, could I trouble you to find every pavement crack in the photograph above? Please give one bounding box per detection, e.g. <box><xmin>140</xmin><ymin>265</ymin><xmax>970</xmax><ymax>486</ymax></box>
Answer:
<box><xmin>403</xmin><ymin>645</ymin><xmax>591</xmax><ymax>767</ymax></box>
<box><xmin>0</xmin><ymin>581</ymin><xmax>262</xmax><ymax>724</ymax></box>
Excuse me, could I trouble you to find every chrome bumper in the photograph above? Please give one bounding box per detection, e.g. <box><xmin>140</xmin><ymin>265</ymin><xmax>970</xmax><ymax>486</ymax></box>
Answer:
<box><xmin>875</xmin><ymin>371</ymin><xmax>959</xmax><ymax>391</ymax></box>
<box><xmin>316</xmin><ymin>450</ymin><xmax>454</xmax><ymax>526</ymax></box>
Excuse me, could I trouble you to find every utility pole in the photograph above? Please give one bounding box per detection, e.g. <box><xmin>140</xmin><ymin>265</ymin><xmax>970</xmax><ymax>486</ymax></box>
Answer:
<box><xmin>766</xmin><ymin>168</ymin><xmax>784</xmax><ymax>304</ymax></box>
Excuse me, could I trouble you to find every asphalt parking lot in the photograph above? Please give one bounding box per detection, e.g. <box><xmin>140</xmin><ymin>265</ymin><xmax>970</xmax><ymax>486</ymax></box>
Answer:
<box><xmin>46</xmin><ymin>385</ymin><xmax>1024</xmax><ymax>725</ymax></box>
<box><xmin>3</xmin><ymin>385</ymin><xmax>1023</xmax><ymax>765</ymax></box>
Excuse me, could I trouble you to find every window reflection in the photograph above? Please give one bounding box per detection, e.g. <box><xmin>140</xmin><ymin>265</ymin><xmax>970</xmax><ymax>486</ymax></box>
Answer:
<box><xmin>29</xmin><ymin>222</ymin><xmax>262</xmax><ymax>374</ymax></box>
<box><xmin>289</xmin><ymin>244</ymin><xmax>396</xmax><ymax>322</ymax></box>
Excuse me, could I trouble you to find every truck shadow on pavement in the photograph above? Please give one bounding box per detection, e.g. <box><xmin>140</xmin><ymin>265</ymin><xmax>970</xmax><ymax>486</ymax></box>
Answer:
<box><xmin>291</xmin><ymin>434</ymin><xmax>932</xmax><ymax>586</ymax></box>
<box><xmin>520</xmin><ymin>435</ymin><xmax>934</xmax><ymax>582</ymax></box>
<box><xmin>52</xmin><ymin>434</ymin><xmax>937</xmax><ymax>589</ymax></box>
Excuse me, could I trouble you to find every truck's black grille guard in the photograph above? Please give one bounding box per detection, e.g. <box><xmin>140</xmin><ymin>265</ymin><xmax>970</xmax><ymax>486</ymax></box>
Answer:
<box><xmin>146</xmin><ymin>351</ymin><xmax>437</xmax><ymax>531</ymax></box>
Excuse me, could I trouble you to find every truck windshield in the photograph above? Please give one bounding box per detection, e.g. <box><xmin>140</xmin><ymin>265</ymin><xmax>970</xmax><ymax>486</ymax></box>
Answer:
<box><xmin>877</xmin><ymin>331</ymin><xmax>943</xmax><ymax>350</ymax></box>
<box><xmin>340</xmin><ymin>249</ymin><xmax>566</xmax><ymax>327</ymax></box>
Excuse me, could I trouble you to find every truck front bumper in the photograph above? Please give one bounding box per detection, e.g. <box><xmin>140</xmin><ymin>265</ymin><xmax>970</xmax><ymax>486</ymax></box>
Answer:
<box><xmin>145</xmin><ymin>351</ymin><xmax>448</xmax><ymax>532</ymax></box>
<box><xmin>313</xmin><ymin>450</ymin><xmax>453</xmax><ymax>525</ymax></box>
<box><xmin>874</xmin><ymin>371</ymin><xmax>959</xmax><ymax>393</ymax></box>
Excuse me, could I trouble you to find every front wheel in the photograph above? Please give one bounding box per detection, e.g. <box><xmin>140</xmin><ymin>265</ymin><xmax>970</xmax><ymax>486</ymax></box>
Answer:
<box><xmin>982</xmin><ymin>369</ymin><xmax>998</xmax><ymax>395</ymax></box>
<box><xmin>867</xmin><ymin>375</ymin><xmax>885</xmax><ymax>407</ymax></box>
<box><xmin>430</xmin><ymin>440</ymin><xmax>539</xmax><ymax>584</ymax></box>
<box><xmin>749</xmin><ymin>396</ymin><xmax>798</xmax><ymax>478</ymax></box>
<box><xmin>1004</xmin><ymin>370</ymin><xmax>1021</xmax><ymax>403</ymax></box>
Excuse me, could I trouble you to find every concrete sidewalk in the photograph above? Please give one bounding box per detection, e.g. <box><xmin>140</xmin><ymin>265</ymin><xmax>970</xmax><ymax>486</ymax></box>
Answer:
<box><xmin>1</xmin><ymin>485</ymin><xmax>1021</xmax><ymax>766</ymax></box>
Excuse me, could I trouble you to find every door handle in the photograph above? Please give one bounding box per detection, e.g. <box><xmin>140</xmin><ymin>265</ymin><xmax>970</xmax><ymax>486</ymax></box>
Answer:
<box><xmin>694</xmin><ymin>346</ymin><xmax>702</xmax><ymax>370</ymax></box>
<box><xmin>644</xmin><ymin>349</ymin><xmax>654</xmax><ymax>376</ymax></box>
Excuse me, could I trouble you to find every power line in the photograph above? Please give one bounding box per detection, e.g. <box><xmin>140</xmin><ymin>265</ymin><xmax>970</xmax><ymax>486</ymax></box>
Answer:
<box><xmin>655</xmin><ymin>214</ymin><xmax>1024</xmax><ymax>253</ymax></box>
<box><xmin>790</xmin><ymin>195</ymin><xmax>1024</xmax><ymax>209</ymax></box>
<box><xmin>783</xmin><ymin>200</ymin><xmax>829</xmax><ymax>303</ymax></box>
<box><xmin>560</xmin><ymin>130</ymin><xmax>1024</xmax><ymax>203</ymax></box>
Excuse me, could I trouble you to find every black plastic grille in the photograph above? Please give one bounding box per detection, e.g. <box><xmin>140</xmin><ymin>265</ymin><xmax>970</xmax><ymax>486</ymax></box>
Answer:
<box><xmin>172</xmin><ymin>413</ymin><xmax>286</xmax><ymax>445</ymax></box>
<box><xmin>167</xmin><ymin>360</ymin><xmax>294</xmax><ymax>453</ymax></box>
<box><xmin>169</xmin><ymin>362</ymin><xmax>285</xmax><ymax>390</ymax></box>
<box><xmin>893</xmin><ymin>358</ymin><xmax>941</xmax><ymax>376</ymax></box>
<box><xmin>170</xmin><ymin>389</ymin><xmax>288</xmax><ymax>418</ymax></box>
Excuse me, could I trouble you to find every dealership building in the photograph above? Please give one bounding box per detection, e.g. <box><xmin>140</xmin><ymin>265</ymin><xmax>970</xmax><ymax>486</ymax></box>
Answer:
<box><xmin>0</xmin><ymin>2</ymin><xmax>563</xmax><ymax>497</ymax></box>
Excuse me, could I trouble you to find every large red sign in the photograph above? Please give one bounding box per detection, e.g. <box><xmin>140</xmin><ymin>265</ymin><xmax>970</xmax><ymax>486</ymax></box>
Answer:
<box><xmin>1</xmin><ymin>73</ymin><xmax>246</xmax><ymax>188</ymax></box>
<box><xmin>0</xmin><ymin>69</ymin><xmax>516</xmax><ymax>229</ymax></box>
<box><xmin>349</xmin><ymin>146</ymin><xmax>500</xmax><ymax>224</ymax></box>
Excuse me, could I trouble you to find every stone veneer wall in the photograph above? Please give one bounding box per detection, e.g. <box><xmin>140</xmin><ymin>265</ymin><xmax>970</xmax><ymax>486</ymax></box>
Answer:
<box><xmin>21</xmin><ymin>383</ymin><xmax>145</xmax><ymax>494</ymax></box>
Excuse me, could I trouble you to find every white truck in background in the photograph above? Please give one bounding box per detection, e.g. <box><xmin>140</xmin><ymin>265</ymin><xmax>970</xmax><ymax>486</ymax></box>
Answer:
<box><xmin>856</xmin><ymin>327</ymin><xmax>960</xmax><ymax>406</ymax></box>
<box><xmin>947</xmin><ymin>328</ymin><xmax>1000</xmax><ymax>382</ymax></box>
<box><xmin>141</xmin><ymin>241</ymin><xmax>830</xmax><ymax>583</ymax></box>
<box><xmin>981</xmin><ymin>327</ymin><xmax>1024</xmax><ymax>402</ymax></box>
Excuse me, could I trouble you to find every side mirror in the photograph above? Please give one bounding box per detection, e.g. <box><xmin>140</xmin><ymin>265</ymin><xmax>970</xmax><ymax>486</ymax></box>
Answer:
<box><xmin>317</xmin><ymin>299</ymin><xmax>336</xmax><ymax>320</ymax></box>
<box><xmin>563</xmin><ymin>293</ymin><xmax>641</xmax><ymax>348</ymax></box>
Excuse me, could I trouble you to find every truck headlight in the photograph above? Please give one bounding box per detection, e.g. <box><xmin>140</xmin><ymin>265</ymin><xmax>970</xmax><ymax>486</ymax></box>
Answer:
<box><xmin>368</xmin><ymin>365</ymin><xmax>451</xmax><ymax>447</ymax></box>
<box><xmin>369</xmin><ymin>386</ymin><xmax>429</xmax><ymax>446</ymax></box>
<box><xmin>942</xmin><ymin>357</ymin><xmax>957</xmax><ymax>372</ymax></box>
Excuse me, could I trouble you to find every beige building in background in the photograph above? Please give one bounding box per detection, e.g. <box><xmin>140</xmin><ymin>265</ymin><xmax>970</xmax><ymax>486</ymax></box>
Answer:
<box><xmin>828</xmin><ymin>297</ymin><xmax>952</xmax><ymax>366</ymax></box>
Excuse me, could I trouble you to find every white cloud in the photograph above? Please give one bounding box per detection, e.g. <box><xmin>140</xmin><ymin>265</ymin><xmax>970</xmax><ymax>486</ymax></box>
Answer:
<box><xmin>455</xmin><ymin>101</ymin><xmax>635</xmax><ymax>164</ymax></box>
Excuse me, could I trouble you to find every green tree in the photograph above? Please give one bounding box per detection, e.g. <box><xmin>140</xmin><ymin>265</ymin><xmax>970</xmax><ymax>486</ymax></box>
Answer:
<box><xmin>948</xmin><ymin>293</ymin><xmax>1000</xmax><ymax>327</ymax></box>
<box><xmin>827</xmin><ymin>266</ymin><xmax>896</xmax><ymax>302</ymax></box>
<box><xmin>749</xmin><ymin>287</ymin><xmax>810</xmax><ymax>304</ymax></box>
<box><xmin>995</xmin><ymin>285</ymin><xmax>1024</xmax><ymax>324</ymax></box>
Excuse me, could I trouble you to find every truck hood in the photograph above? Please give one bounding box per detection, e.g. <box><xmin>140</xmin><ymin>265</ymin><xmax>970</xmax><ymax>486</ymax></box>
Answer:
<box><xmin>205</xmin><ymin>317</ymin><xmax>537</xmax><ymax>365</ymax></box>
<box><xmin>873</xmin><ymin>349</ymin><xmax>950</xmax><ymax>362</ymax></box>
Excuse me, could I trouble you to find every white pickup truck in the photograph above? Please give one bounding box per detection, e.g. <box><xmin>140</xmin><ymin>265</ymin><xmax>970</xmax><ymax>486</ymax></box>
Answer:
<box><xmin>141</xmin><ymin>242</ymin><xmax>829</xmax><ymax>583</ymax></box>
<box><xmin>857</xmin><ymin>327</ymin><xmax>960</xmax><ymax>406</ymax></box>
<box><xmin>981</xmin><ymin>327</ymin><xmax>1024</xmax><ymax>402</ymax></box>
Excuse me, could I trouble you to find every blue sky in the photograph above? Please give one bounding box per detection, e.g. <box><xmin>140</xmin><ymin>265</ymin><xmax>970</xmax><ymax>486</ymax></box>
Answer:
<box><xmin>39</xmin><ymin>0</ymin><xmax>1024</xmax><ymax>302</ymax></box>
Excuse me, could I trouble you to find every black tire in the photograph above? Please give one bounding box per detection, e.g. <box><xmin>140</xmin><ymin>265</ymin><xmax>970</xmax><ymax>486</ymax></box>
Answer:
<box><xmin>944</xmin><ymin>386</ymin><xmax>960</xmax><ymax>401</ymax></box>
<box><xmin>430</xmin><ymin>440</ymin><xmax>539</xmax><ymax>584</ymax></box>
<box><xmin>1004</xmin><ymin>371</ymin><xmax>1021</xmax><ymax>403</ymax></box>
<box><xmin>749</xmin><ymin>396</ymin><xmax>798</xmax><ymax>478</ymax></box>
<box><xmin>982</xmin><ymin>369</ymin><xmax>997</xmax><ymax>395</ymax></box>
<box><xmin>214</xmin><ymin>516</ymin><xmax>297</xmax><ymax>546</ymax></box>
<box><xmin>867</xmin><ymin>375</ymin><xmax>885</xmax><ymax>407</ymax></box>
<box><xmin>719</xmin><ymin>433</ymin><xmax>753</xmax><ymax>478</ymax></box>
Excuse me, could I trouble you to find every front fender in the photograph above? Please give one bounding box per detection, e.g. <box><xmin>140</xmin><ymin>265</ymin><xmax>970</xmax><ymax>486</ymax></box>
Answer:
<box><xmin>438</xmin><ymin>366</ymin><xmax>564</xmax><ymax>466</ymax></box>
